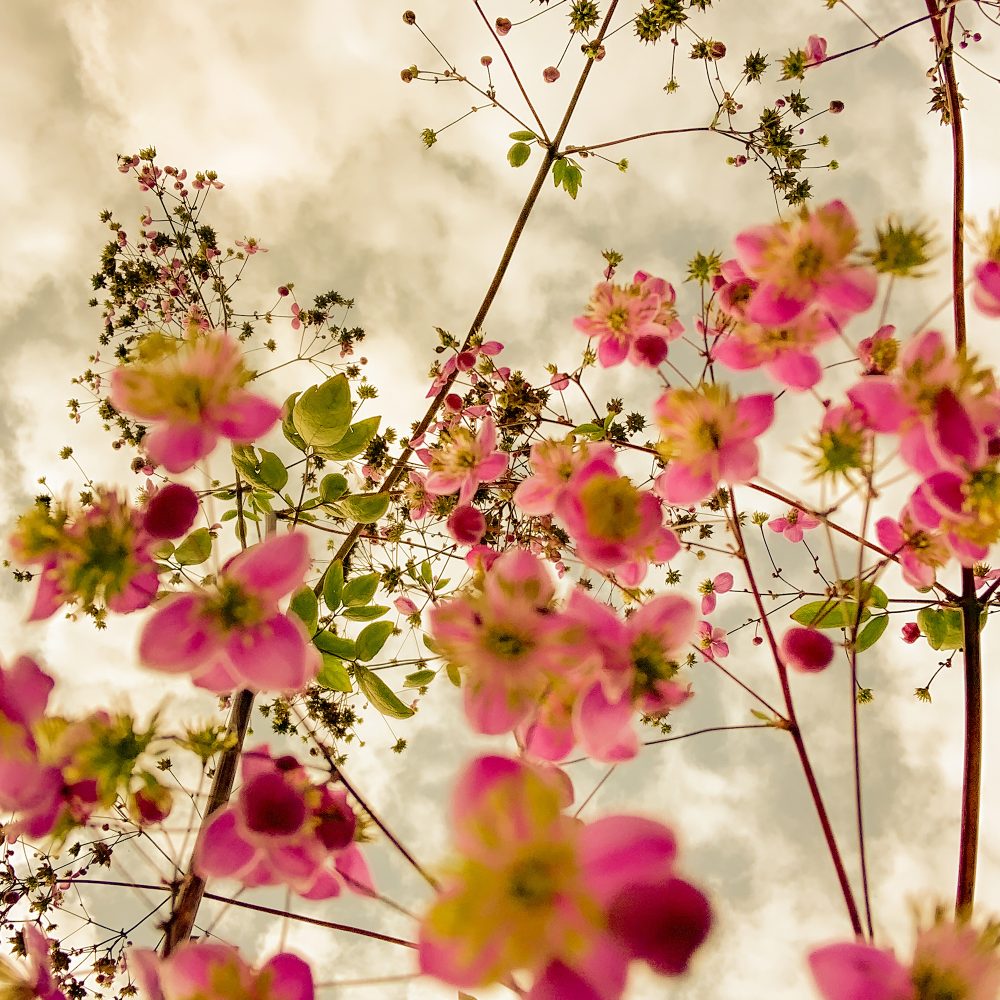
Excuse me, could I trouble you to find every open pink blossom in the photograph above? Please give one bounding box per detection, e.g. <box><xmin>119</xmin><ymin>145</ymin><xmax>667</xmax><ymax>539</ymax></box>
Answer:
<box><xmin>808</xmin><ymin>941</ymin><xmax>912</xmax><ymax>1000</ymax></box>
<box><xmin>876</xmin><ymin>515</ymin><xmax>949</xmax><ymax>588</ymax></box>
<box><xmin>423</xmin><ymin>417</ymin><xmax>509</xmax><ymax>504</ymax></box>
<box><xmin>972</xmin><ymin>260</ymin><xmax>1000</xmax><ymax>317</ymax></box>
<box><xmin>129</xmin><ymin>942</ymin><xmax>314</xmax><ymax>1000</ymax></box>
<box><xmin>696</xmin><ymin>621</ymin><xmax>729</xmax><ymax>660</ymax></box>
<box><xmin>782</xmin><ymin>627</ymin><xmax>834</xmax><ymax>673</ymax></box>
<box><xmin>195</xmin><ymin>746</ymin><xmax>372</xmax><ymax>899</ymax></box>
<box><xmin>974</xmin><ymin>566</ymin><xmax>1000</xmax><ymax>590</ymax></box>
<box><xmin>419</xmin><ymin>755</ymin><xmax>711</xmax><ymax>997</ymax></box>
<box><xmin>10</xmin><ymin>485</ymin><xmax>198</xmax><ymax>621</ymax></box>
<box><xmin>110</xmin><ymin>329</ymin><xmax>281</xmax><ymax>473</ymax></box>
<box><xmin>768</xmin><ymin>508</ymin><xmax>821</xmax><ymax>543</ymax></box>
<box><xmin>905</xmin><ymin>471</ymin><xmax>993</xmax><ymax>566</ymax></box>
<box><xmin>734</xmin><ymin>200</ymin><xmax>876</xmax><ymax>325</ymax></box>
<box><xmin>0</xmin><ymin>925</ymin><xmax>67</xmax><ymax>1000</ymax></box>
<box><xmin>403</xmin><ymin>470</ymin><xmax>433</xmax><ymax>520</ymax></box>
<box><xmin>699</xmin><ymin>572</ymin><xmax>734</xmax><ymax>614</ymax></box>
<box><xmin>573</xmin><ymin>271</ymin><xmax>683</xmax><ymax>368</ymax></box>
<box><xmin>138</xmin><ymin>532</ymin><xmax>320</xmax><ymax>693</ymax></box>
<box><xmin>514</xmin><ymin>438</ymin><xmax>615</xmax><ymax>516</ymax></box>
<box><xmin>653</xmin><ymin>385</ymin><xmax>774</xmax><ymax>505</ymax></box>
<box><xmin>557</xmin><ymin>455</ymin><xmax>679</xmax><ymax>585</ymax></box>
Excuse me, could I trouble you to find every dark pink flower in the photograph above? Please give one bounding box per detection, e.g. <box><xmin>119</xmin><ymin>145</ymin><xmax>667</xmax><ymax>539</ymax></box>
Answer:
<box><xmin>806</xmin><ymin>35</ymin><xmax>828</xmax><ymax>65</ymax></box>
<box><xmin>901</xmin><ymin>622</ymin><xmax>921</xmax><ymax>644</ymax></box>
<box><xmin>514</xmin><ymin>438</ymin><xmax>614</xmax><ymax>516</ymax></box>
<box><xmin>447</xmin><ymin>504</ymin><xmax>486</xmax><ymax>546</ymax></box>
<box><xmin>808</xmin><ymin>941</ymin><xmax>911</xmax><ymax>1000</ymax></box>
<box><xmin>972</xmin><ymin>260</ymin><xmax>1000</xmax><ymax>318</ymax></box>
<box><xmin>781</xmin><ymin>626</ymin><xmax>834</xmax><ymax>672</ymax></box>
<box><xmin>138</xmin><ymin>532</ymin><xmax>319</xmax><ymax>693</ymax></box>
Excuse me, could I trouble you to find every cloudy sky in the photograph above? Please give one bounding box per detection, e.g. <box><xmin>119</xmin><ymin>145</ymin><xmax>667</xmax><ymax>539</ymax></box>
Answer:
<box><xmin>2</xmin><ymin>1</ymin><xmax>1000</xmax><ymax>998</ymax></box>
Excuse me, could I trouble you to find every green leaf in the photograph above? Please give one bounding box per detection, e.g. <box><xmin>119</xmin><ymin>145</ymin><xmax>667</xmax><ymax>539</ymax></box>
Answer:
<box><xmin>292</xmin><ymin>374</ymin><xmax>353</xmax><ymax>450</ymax></box>
<box><xmin>323</xmin><ymin>560</ymin><xmax>345</xmax><ymax>611</ymax></box>
<box><xmin>856</xmin><ymin>614</ymin><xmax>888</xmax><ymax>652</ymax></box>
<box><xmin>508</xmin><ymin>130</ymin><xmax>537</xmax><ymax>141</ymax></box>
<box><xmin>446</xmin><ymin>662</ymin><xmax>462</xmax><ymax>686</ymax></box>
<box><xmin>281</xmin><ymin>392</ymin><xmax>307</xmax><ymax>451</ymax></box>
<box><xmin>343</xmin><ymin>572</ymin><xmax>380</xmax><ymax>607</ymax></box>
<box><xmin>837</xmin><ymin>578</ymin><xmax>888</xmax><ymax>609</ymax></box>
<box><xmin>917</xmin><ymin>607</ymin><xmax>986</xmax><ymax>650</ymax></box>
<box><xmin>258</xmin><ymin>449</ymin><xmax>288</xmax><ymax>491</ymax></box>
<box><xmin>562</xmin><ymin>162</ymin><xmax>583</xmax><ymax>199</ymax></box>
<box><xmin>791</xmin><ymin>600</ymin><xmax>871</xmax><ymax>629</ymax></box>
<box><xmin>405</xmin><ymin>669</ymin><xmax>436</xmax><ymax>688</ymax></box>
<box><xmin>314</xmin><ymin>631</ymin><xmax>356</xmax><ymax>659</ymax></box>
<box><xmin>319</xmin><ymin>474</ymin><xmax>348</xmax><ymax>503</ymax></box>
<box><xmin>356</xmin><ymin>621</ymin><xmax>395</xmax><ymax>661</ymax></box>
<box><xmin>355</xmin><ymin>666</ymin><xmax>415</xmax><ymax>719</ymax></box>
<box><xmin>507</xmin><ymin>142</ymin><xmax>531</xmax><ymax>168</ymax></box>
<box><xmin>552</xmin><ymin>159</ymin><xmax>567</xmax><ymax>187</ymax></box>
<box><xmin>573</xmin><ymin>422</ymin><xmax>605</xmax><ymax>441</ymax></box>
<box><xmin>342</xmin><ymin>605</ymin><xmax>389</xmax><ymax>622</ymax></box>
<box><xmin>288</xmin><ymin>586</ymin><xmax>318</xmax><ymax>635</ymax></box>
<box><xmin>317</xmin><ymin>655</ymin><xmax>352</xmax><ymax>692</ymax></box>
<box><xmin>174</xmin><ymin>527</ymin><xmax>213</xmax><ymax>566</ymax></box>
<box><xmin>315</xmin><ymin>416</ymin><xmax>381</xmax><ymax>461</ymax></box>
<box><xmin>337</xmin><ymin>493</ymin><xmax>391</xmax><ymax>523</ymax></box>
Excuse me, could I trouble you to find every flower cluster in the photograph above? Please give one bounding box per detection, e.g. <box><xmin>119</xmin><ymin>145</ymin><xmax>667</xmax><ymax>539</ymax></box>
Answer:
<box><xmin>419</xmin><ymin>755</ymin><xmax>711</xmax><ymax>998</ymax></box>
<box><xmin>195</xmin><ymin>746</ymin><xmax>373</xmax><ymax>900</ymax></box>
<box><xmin>9</xmin><ymin>483</ymin><xmax>199</xmax><ymax>621</ymax></box>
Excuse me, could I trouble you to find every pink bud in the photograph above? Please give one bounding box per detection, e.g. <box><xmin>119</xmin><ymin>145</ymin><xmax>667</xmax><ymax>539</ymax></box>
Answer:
<box><xmin>782</xmin><ymin>627</ymin><xmax>834</xmax><ymax>672</ymax></box>
<box><xmin>543</xmin><ymin>66</ymin><xmax>561</xmax><ymax>83</ymax></box>
<box><xmin>495</xmin><ymin>17</ymin><xmax>511</xmax><ymax>35</ymax></box>
<box><xmin>447</xmin><ymin>505</ymin><xmax>486</xmax><ymax>546</ymax></box>
<box><xmin>394</xmin><ymin>596</ymin><xmax>419</xmax><ymax>616</ymax></box>
<box><xmin>901</xmin><ymin>622</ymin><xmax>921</xmax><ymax>644</ymax></box>
<box><xmin>143</xmin><ymin>483</ymin><xmax>199</xmax><ymax>539</ymax></box>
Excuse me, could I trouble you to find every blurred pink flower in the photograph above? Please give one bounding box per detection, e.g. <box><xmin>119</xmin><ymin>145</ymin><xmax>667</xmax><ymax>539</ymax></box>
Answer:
<box><xmin>781</xmin><ymin>626</ymin><xmax>834</xmax><ymax>673</ymax></box>
<box><xmin>0</xmin><ymin>925</ymin><xmax>67</xmax><ymax>1000</ymax></box>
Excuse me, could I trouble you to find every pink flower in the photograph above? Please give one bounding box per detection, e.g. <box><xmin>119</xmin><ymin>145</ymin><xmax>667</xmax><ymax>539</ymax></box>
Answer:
<box><xmin>394</xmin><ymin>596</ymin><xmax>420</xmax><ymax>616</ymax></box>
<box><xmin>806</xmin><ymin>35</ymin><xmax>828</xmax><ymax>65</ymax></box>
<box><xmin>974</xmin><ymin>567</ymin><xmax>1000</xmax><ymax>590</ymax></box>
<box><xmin>447</xmin><ymin>504</ymin><xmax>486</xmax><ymax>546</ymax></box>
<box><xmin>696</xmin><ymin>621</ymin><xmax>729</xmax><ymax>660</ymax></box>
<box><xmin>129</xmin><ymin>943</ymin><xmax>314</xmax><ymax>1000</ymax></box>
<box><xmin>418</xmin><ymin>755</ymin><xmax>711</xmax><ymax>996</ymax></box>
<box><xmin>291</xmin><ymin>302</ymin><xmax>302</xmax><ymax>330</ymax></box>
<box><xmin>905</xmin><ymin>471</ymin><xmax>993</xmax><ymax>566</ymax></box>
<box><xmin>653</xmin><ymin>385</ymin><xmax>774</xmax><ymax>505</ymax></box>
<box><xmin>403</xmin><ymin>471</ymin><xmax>433</xmax><ymax>520</ymax></box>
<box><xmin>768</xmin><ymin>508</ymin><xmax>821</xmax><ymax>543</ymax></box>
<box><xmin>901</xmin><ymin>622</ymin><xmax>921</xmax><ymax>644</ymax></box>
<box><xmin>195</xmin><ymin>747</ymin><xmax>372</xmax><ymax>900</ymax></box>
<box><xmin>911</xmin><ymin>918</ymin><xmax>1000</xmax><ymax>999</ymax></box>
<box><xmin>857</xmin><ymin>324</ymin><xmax>898</xmax><ymax>375</ymax></box>
<box><xmin>9</xmin><ymin>485</ymin><xmax>198</xmax><ymax>621</ymax></box>
<box><xmin>808</xmin><ymin>941</ymin><xmax>912</xmax><ymax>1000</ymax></box>
<box><xmin>557</xmin><ymin>454</ymin><xmax>679</xmax><ymax>585</ymax></box>
<box><xmin>574</xmin><ymin>271</ymin><xmax>683</xmax><ymax>368</ymax></box>
<box><xmin>138</xmin><ymin>532</ymin><xmax>320</xmax><ymax>694</ymax></box>
<box><xmin>424</xmin><ymin>418</ymin><xmax>509</xmax><ymax>504</ymax></box>
<box><xmin>733</xmin><ymin>200</ymin><xmax>877</xmax><ymax>326</ymax></box>
<box><xmin>110</xmin><ymin>329</ymin><xmax>281</xmax><ymax>473</ymax></box>
<box><xmin>781</xmin><ymin>626</ymin><xmax>834</xmax><ymax>672</ymax></box>
<box><xmin>0</xmin><ymin>925</ymin><xmax>67</xmax><ymax>1000</ymax></box>
<box><xmin>876</xmin><ymin>515</ymin><xmax>949</xmax><ymax>588</ymax></box>
<box><xmin>699</xmin><ymin>572</ymin><xmax>734</xmax><ymax>614</ymax></box>
<box><xmin>514</xmin><ymin>438</ymin><xmax>615</xmax><ymax>516</ymax></box>
<box><xmin>235</xmin><ymin>237</ymin><xmax>267</xmax><ymax>255</ymax></box>
<box><xmin>972</xmin><ymin>260</ymin><xmax>1000</xmax><ymax>317</ymax></box>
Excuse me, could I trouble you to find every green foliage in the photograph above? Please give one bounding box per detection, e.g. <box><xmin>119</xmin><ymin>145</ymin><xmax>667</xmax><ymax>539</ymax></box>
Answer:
<box><xmin>355</xmin><ymin>665</ymin><xmax>415</xmax><ymax>719</ymax></box>
<box><xmin>507</xmin><ymin>142</ymin><xmax>532</xmax><ymax>168</ymax></box>
<box><xmin>232</xmin><ymin>445</ymin><xmax>288</xmax><ymax>492</ymax></box>
<box><xmin>552</xmin><ymin>158</ymin><xmax>583</xmax><ymax>199</ymax></box>
<box><xmin>355</xmin><ymin>621</ymin><xmax>395</xmax><ymax>661</ymax></box>
<box><xmin>855</xmin><ymin>615</ymin><xmax>888</xmax><ymax>652</ymax></box>
<box><xmin>173</xmin><ymin>527</ymin><xmax>213</xmax><ymax>566</ymax></box>
<box><xmin>342</xmin><ymin>572</ymin><xmax>380</xmax><ymax>607</ymax></box>
<box><xmin>316</xmin><ymin>416</ymin><xmax>381</xmax><ymax>461</ymax></box>
<box><xmin>917</xmin><ymin>607</ymin><xmax>986</xmax><ymax>651</ymax></box>
<box><xmin>337</xmin><ymin>492</ymin><xmax>391</xmax><ymax>523</ymax></box>
<box><xmin>317</xmin><ymin>655</ymin><xmax>352</xmax><ymax>692</ymax></box>
<box><xmin>292</xmin><ymin>374</ymin><xmax>353</xmax><ymax>451</ymax></box>
<box><xmin>288</xmin><ymin>586</ymin><xmax>319</xmax><ymax>635</ymax></box>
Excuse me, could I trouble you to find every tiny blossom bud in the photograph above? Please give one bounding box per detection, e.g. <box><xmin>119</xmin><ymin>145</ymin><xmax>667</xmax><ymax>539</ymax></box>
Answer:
<box><xmin>481</xmin><ymin>55</ymin><xmax>493</xmax><ymax>67</ymax></box>
<box><xmin>782</xmin><ymin>627</ymin><xmax>834</xmax><ymax>673</ymax></box>
<box><xmin>277</xmin><ymin>285</ymin><xmax>289</xmax><ymax>296</ymax></box>
<box><xmin>709</xmin><ymin>40</ymin><xmax>726</xmax><ymax>59</ymax></box>
<box><xmin>829</xmin><ymin>100</ymin><xmax>845</xmax><ymax>114</ymax></box>
<box><xmin>401</xmin><ymin>68</ymin><xmax>415</xmax><ymax>83</ymax></box>
<box><xmin>752</xmin><ymin>636</ymin><xmax>764</xmax><ymax>646</ymax></box>
<box><xmin>496</xmin><ymin>17</ymin><xmax>511</xmax><ymax>35</ymax></box>
<box><xmin>543</xmin><ymin>66</ymin><xmax>560</xmax><ymax>83</ymax></box>
<box><xmin>901</xmin><ymin>622</ymin><xmax>921</xmax><ymax>644</ymax></box>
<box><xmin>973</xmin><ymin>32</ymin><xmax>982</xmax><ymax>41</ymax></box>
<box><xmin>402</xmin><ymin>10</ymin><xmax>416</xmax><ymax>24</ymax></box>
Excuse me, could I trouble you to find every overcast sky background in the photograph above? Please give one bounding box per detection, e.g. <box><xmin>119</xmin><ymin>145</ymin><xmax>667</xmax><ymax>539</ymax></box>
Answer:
<box><xmin>2</xmin><ymin>1</ymin><xmax>1000</xmax><ymax>998</ymax></box>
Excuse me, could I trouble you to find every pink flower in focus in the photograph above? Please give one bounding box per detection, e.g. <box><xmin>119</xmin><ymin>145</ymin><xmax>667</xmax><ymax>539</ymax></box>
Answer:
<box><xmin>806</xmin><ymin>35</ymin><xmax>828</xmax><ymax>65</ymax></box>
<box><xmin>857</xmin><ymin>325</ymin><xmax>898</xmax><ymax>375</ymax></box>
<box><xmin>781</xmin><ymin>626</ymin><xmax>834</xmax><ymax>673</ymax></box>
<box><xmin>901</xmin><ymin>622</ymin><xmax>921</xmax><ymax>644</ymax></box>
<box><xmin>514</xmin><ymin>437</ymin><xmax>615</xmax><ymax>516</ymax></box>
<box><xmin>972</xmin><ymin>260</ymin><xmax>1000</xmax><ymax>317</ymax></box>
<box><xmin>0</xmin><ymin>925</ymin><xmax>67</xmax><ymax>1000</ymax></box>
<box><xmin>138</xmin><ymin>532</ymin><xmax>320</xmax><ymax>694</ymax></box>
<box><xmin>905</xmin><ymin>471</ymin><xmax>993</xmax><ymax>567</ymax></box>
<box><xmin>733</xmin><ymin>200</ymin><xmax>876</xmax><ymax>326</ymax></box>
<box><xmin>808</xmin><ymin>941</ymin><xmax>912</xmax><ymax>1000</ymax></box>
<box><xmin>696</xmin><ymin>621</ymin><xmax>729</xmax><ymax>660</ymax></box>
<box><xmin>129</xmin><ymin>942</ymin><xmax>314</xmax><ymax>1000</ymax></box>
<box><xmin>195</xmin><ymin>747</ymin><xmax>372</xmax><ymax>900</ymax></box>
<box><xmin>418</xmin><ymin>755</ymin><xmax>711</xmax><ymax>996</ymax></box>
<box><xmin>699</xmin><ymin>572</ymin><xmax>734</xmax><ymax>614</ymax></box>
<box><xmin>573</xmin><ymin>271</ymin><xmax>683</xmax><ymax>368</ymax></box>
<box><xmin>653</xmin><ymin>385</ymin><xmax>774</xmax><ymax>505</ymax></box>
<box><xmin>403</xmin><ymin>471</ymin><xmax>433</xmax><ymax>520</ymax></box>
<box><xmin>110</xmin><ymin>329</ymin><xmax>281</xmax><ymax>473</ymax></box>
<box><xmin>876</xmin><ymin>515</ymin><xmax>949</xmax><ymax>588</ymax></box>
<box><xmin>424</xmin><ymin>418</ymin><xmax>509</xmax><ymax>504</ymax></box>
<box><xmin>447</xmin><ymin>504</ymin><xmax>486</xmax><ymax>546</ymax></box>
<box><xmin>768</xmin><ymin>508</ymin><xmax>821</xmax><ymax>544</ymax></box>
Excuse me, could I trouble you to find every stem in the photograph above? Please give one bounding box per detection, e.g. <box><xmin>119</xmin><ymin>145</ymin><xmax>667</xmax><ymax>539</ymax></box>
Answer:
<box><xmin>925</xmin><ymin>0</ymin><xmax>981</xmax><ymax>914</ymax></box>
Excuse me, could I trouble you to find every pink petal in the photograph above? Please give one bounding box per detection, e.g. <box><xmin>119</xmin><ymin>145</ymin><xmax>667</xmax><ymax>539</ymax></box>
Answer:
<box><xmin>107</xmin><ymin>569</ymin><xmax>159</xmax><ymax>613</ymax></box>
<box><xmin>528</xmin><ymin>961</ymin><xmax>609</xmax><ymax>1000</ymax></box>
<box><xmin>335</xmin><ymin>843</ymin><xmax>377</xmax><ymax>895</ymax></box>
<box><xmin>747</xmin><ymin>283</ymin><xmax>806</xmax><ymax>326</ymax></box>
<box><xmin>766</xmin><ymin>350</ymin><xmax>822</xmax><ymax>390</ymax></box>
<box><xmin>143</xmin><ymin>483</ymin><xmax>200</xmax><ymax>539</ymax></box>
<box><xmin>875</xmin><ymin>517</ymin><xmax>904</xmax><ymax>552</ymax></box>
<box><xmin>463</xmin><ymin>681</ymin><xmax>526</xmax><ymax>735</ymax></box>
<box><xmin>736</xmin><ymin>394</ymin><xmax>775</xmax><ymax>437</ymax></box>
<box><xmin>846</xmin><ymin>379</ymin><xmax>908</xmax><ymax>433</ymax></box>
<box><xmin>195</xmin><ymin>809</ymin><xmax>256</xmax><ymax>879</ymax></box>
<box><xmin>476</xmin><ymin>452</ymin><xmax>510</xmax><ymax>483</ymax></box>
<box><xmin>27</xmin><ymin>570</ymin><xmax>64</xmax><ymax>622</ymax></box>
<box><xmin>513</xmin><ymin>476</ymin><xmax>559</xmax><ymax>515</ymax></box>
<box><xmin>819</xmin><ymin>267</ymin><xmax>877</xmax><ymax>315</ymax></box>
<box><xmin>782</xmin><ymin>627</ymin><xmax>835</xmax><ymax>673</ymax></box>
<box><xmin>657</xmin><ymin>464</ymin><xmax>715</xmax><ymax>505</ymax></box>
<box><xmin>127</xmin><ymin>949</ymin><xmax>166</xmax><ymax>1000</ymax></box>
<box><xmin>5</xmin><ymin>655</ymin><xmax>54</xmax><ymax>725</ymax></box>
<box><xmin>139</xmin><ymin>594</ymin><xmax>216</xmax><ymax>672</ymax></box>
<box><xmin>224</xmin><ymin>614</ymin><xmax>312</xmax><ymax>691</ymax></box>
<box><xmin>213</xmin><ymin>391</ymin><xmax>281</xmax><ymax>442</ymax></box>
<box><xmin>143</xmin><ymin>423</ymin><xmax>217</xmax><ymax>473</ymax></box>
<box><xmin>733</xmin><ymin>226</ymin><xmax>771</xmax><ymax>271</ymax></box>
<box><xmin>226</xmin><ymin>532</ymin><xmax>310</xmax><ymax>603</ymax></box>
<box><xmin>808</xmin><ymin>942</ymin><xmax>912</xmax><ymax>1000</ymax></box>
<box><xmin>597</xmin><ymin>337</ymin><xmax>628</xmax><ymax>367</ymax></box>
<box><xmin>575</xmin><ymin>685</ymin><xmax>637</xmax><ymax>763</ymax></box>
<box><xmin>262</xmin><ymin>955</ymin><xmax>315</xmax><ymax>1000</ymax></box>
<box><xmin>932</xmin><ymin>388</ymin><xmax>983</xmax><ymax>468</ymax></box>
<box><xmin>579</xmin><ymin>815</ymin><xmax>677</xmax><ymax>905</ymax></box>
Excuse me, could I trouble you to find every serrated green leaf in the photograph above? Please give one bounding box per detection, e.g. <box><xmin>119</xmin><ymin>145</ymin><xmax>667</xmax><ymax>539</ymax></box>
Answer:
<box><xmin>288</xmin><ymin>586</ymin><xmax>318</xmax><ymax>635</ymax></box>
<box><xmin>507</xmin><ymin>142</ymin><xmax>531</xmax><ymax>168</ymax></box>
<box><xmin>562</xmin><ymin>162</ymin><xmax>582</xmax><ymax>199</ymax></box>
<box><xmin>791</xmin><ymin>600</ymin><xmax>870</xmax><ymax>629</ymax></box>
<box><xmin>314</xmin><ymin>630</ymin><xmax>356</xmax><ymax>659</ymax></box>
<box><xmin>404</xmin><ymin>669</ymin><xmax>437</xmax><ymax>688</ymax></box>
<box><xmin>508</xmin><ymin>130</ymin><xmax>537</xmax><ymax>141</ymax></box>
<box><xmin>337</xmin><ymin>492</ymin><xmax>391</xmax><ymax>523</ymax></box>
<box><xmin>292</xmin><ymin>374</ymin><xmax>353</xmax><ymax>450</ymax></box>
<box><xmin>342</xmin><ymin>605</ymin><xmax>389</xmax><ymax>621</ymax></box>
<box><xmin>356</xmin><ymin>621</ymin><xmax>395</xmax><ymax>661</ymax></box>
<box><xmin>856</xmin><ymin>614</ymin><xmax>888</xmax><ymax>652</ymax></box>
<box><xmin>320</xmin><ymin>474</ymin><xmax>348</xmax><ymax>503</ymax></box>
<box><xmin>355</xmin><ymin>665</ymin><xmax>415</xmax><ymax>719</ymax></box>
<box><xmin>323</xmin><ymin>560</ymin><xmax>345</xmax><ymax>611</ymax></box>
<box><xmin>343</xmin><ymin>572</ymin><xmax>380</xmax><ymax>607</ymax></box>
<box><xmin>315</xmin><ymin>416</ymin><xmax>381</xmax><ymax>461</ymax></box>
<box><xmin>317</xmin><ymin>655</ymin><xmax>353</xmax><ymax>692</ymax></box>
<box><xmin>552</xmin><ymin>159</ymin><xmax>567</xmax><ymax>187</ymax></box>
<box><xmin>174</xmin><ymin>527</ymin><xmax>213</xmax><ymax>566</ymax></box>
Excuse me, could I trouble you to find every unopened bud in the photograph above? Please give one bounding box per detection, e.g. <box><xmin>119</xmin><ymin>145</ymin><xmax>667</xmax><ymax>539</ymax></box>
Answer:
<box><xmin>709</xmin><ymin>40</ymin><xmax>726</xmax><ymax>59</ymax></box>
<box><xmin>543</xmin><ymin>66</ymin><xmax>561</xmax><ymax>83</ymax></box>
<box><xmin>402</xmin><ymin>10</ymin><xmax>416</xmax><ymax>25</ymax></box>
<box><xmin>829</xmin><ymin>100</ymin><xmax>845</xmax><ymax>114</ymax></box>
<box><xmin>481</xmin><ymin>55</ymin><xmax>493</xmax><ymax>66</ymax></box>
<box><xmin>496</xmin><ymin>17</ymin><xmax>511</xmax><ymax>35</ymax></box>
<box><xmin>401</xmin><ymin>67</ymin><xmax>415</xmax><ymax>83</ymax></box>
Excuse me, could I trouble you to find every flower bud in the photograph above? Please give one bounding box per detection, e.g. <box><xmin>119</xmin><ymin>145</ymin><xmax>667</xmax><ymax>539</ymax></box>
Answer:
<box><xmin>543</xmin><ymin>66</ymin><xmax>561</xmax><ymax>83</ymax></box>
<box><xmin>496</xmin><ymin>17</ymin><xmax>511</xmax><ymax>35</ymax></box>
<box><xmin>829</xmin><ymin>100</ymin><xmax>845</xmax><ymax>114</ymax></box>
<box><xmin>402</xmin><ymin>10</ymin><xmax>416</xmax><ymax>24</ymax></box>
